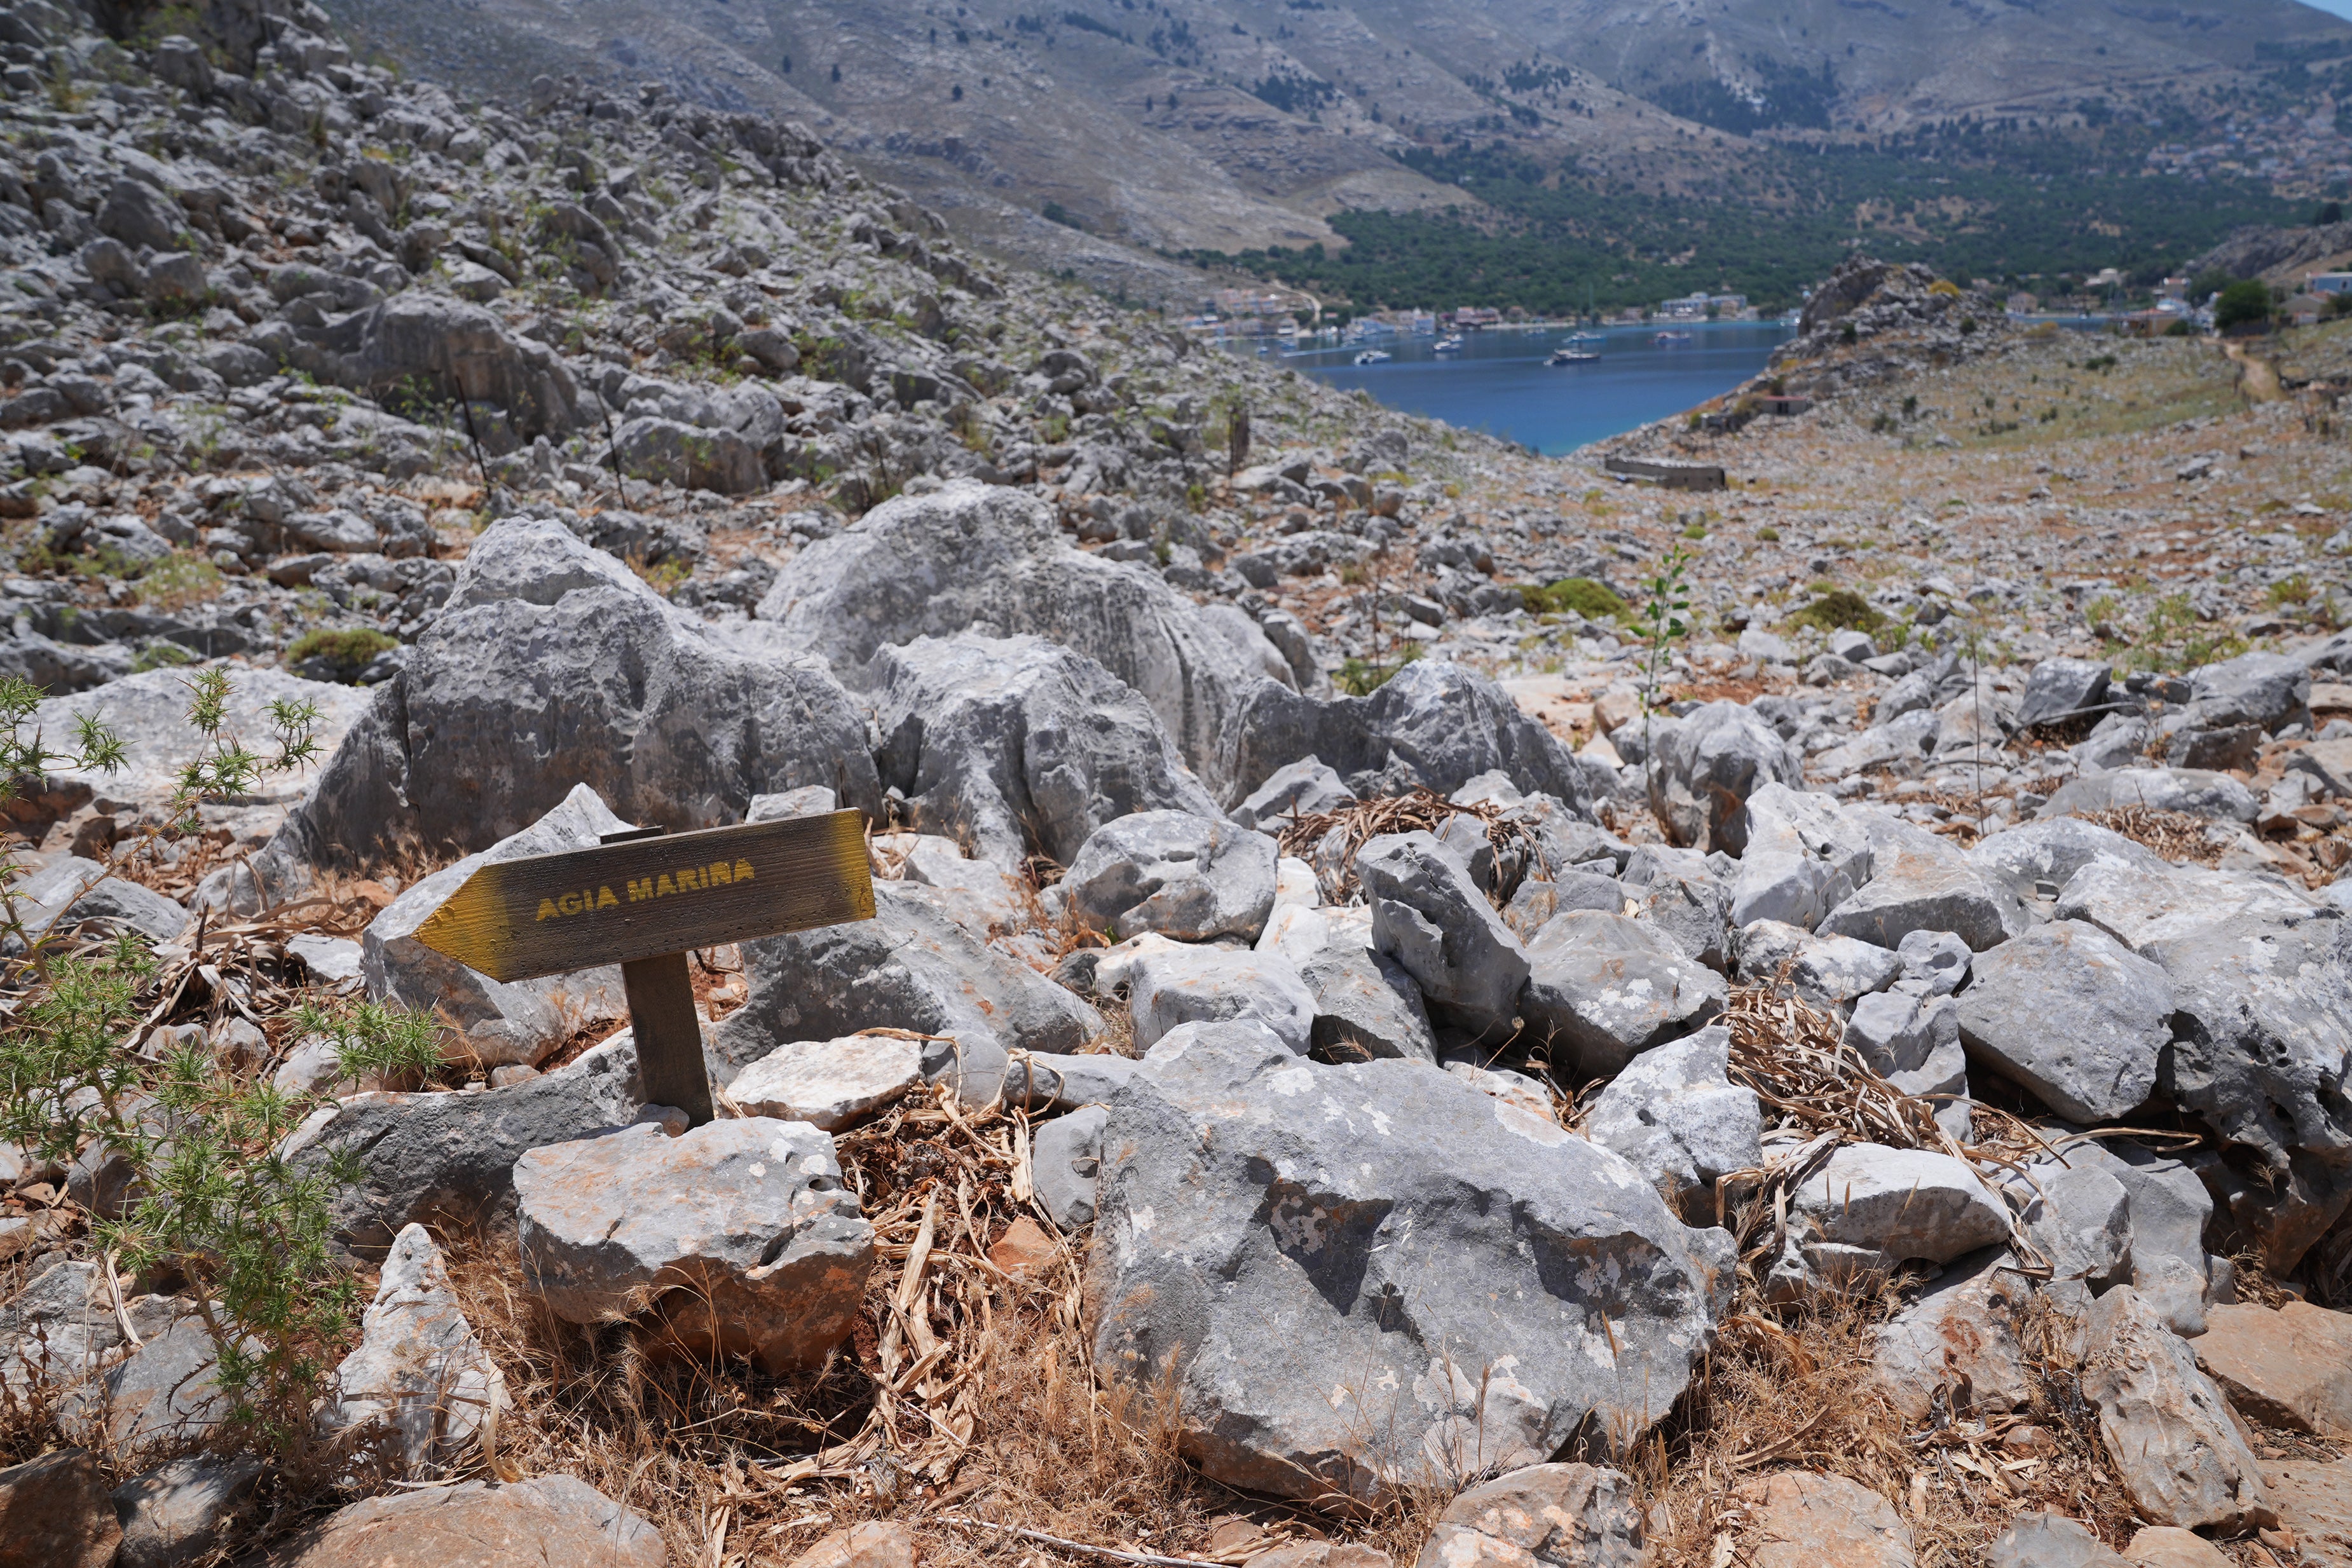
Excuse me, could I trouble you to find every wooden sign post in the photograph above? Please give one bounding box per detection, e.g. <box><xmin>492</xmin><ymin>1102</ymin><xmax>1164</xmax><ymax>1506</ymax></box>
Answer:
<box><xmin>412</xmin><ymin>810</ymin><xmax>877</xmax><ymax>1126</ymax></box>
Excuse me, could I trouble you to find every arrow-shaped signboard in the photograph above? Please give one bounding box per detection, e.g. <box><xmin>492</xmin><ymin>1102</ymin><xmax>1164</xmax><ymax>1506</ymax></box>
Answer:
<box><xmin>413</xmin><ymin>810</ymin><xmax>877</xmax><ymax>1124</ymax></box>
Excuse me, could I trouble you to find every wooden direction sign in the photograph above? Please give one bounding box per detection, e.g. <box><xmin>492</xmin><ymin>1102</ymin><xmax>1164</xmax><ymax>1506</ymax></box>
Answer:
<box><xmin>414</xmin><ymin>810</ymin><xmax>877</xmax><ymax>1126</ymax></box>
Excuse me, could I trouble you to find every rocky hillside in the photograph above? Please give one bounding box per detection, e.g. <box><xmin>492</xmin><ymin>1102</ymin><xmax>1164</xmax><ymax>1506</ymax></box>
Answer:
<box><xmin>0</xmin><ymin>3</ymin><xmax>2350</xmax><ymax>1567</ymax></box>
<box><xmin>303</xmin><ymin>0</ymin><xmax>2352</xmax><ymax>285</ymax></box>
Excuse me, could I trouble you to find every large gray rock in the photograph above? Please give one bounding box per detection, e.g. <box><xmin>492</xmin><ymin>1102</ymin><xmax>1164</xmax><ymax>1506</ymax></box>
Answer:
<box><xmin>1089</xmin><ymin>1027</ymin><xmax>1730</xmax><ymax>1505</ymax></box>
<box><xmin>610</xmin><ymin>415</ymin><xmax>765</xmax><ymax>494</ymax></box>
<box><xmin>756</xmin><ymin>481</ymin><xmax>1278</xmax><ymax>791</ymax></box>
<box><xmin>7</xmin><ymin>857</ymin><xmax>188</xmax><ymax>947</ymax></box>
<box><xmin>516</xmin><ymin>1117</ymin><xmax>872</xmax><ymax>1373</ymax></box>
<box><xmin>59</xmin><ymin>1310</ymin><xmax>239</xmax><ymax>1451</ymax></box>
<box><xmin>320</xmin><ymin>1222</ymin><xmax>505</xmax><ymax>1473</ymax></box>
<box><xmin>709</xmin><ymin>881</ymin><xmax>1104</xmax><ymax>1100</ymax></box>
<box><xmin>269</xmin><ymin>1475</ymin><xmax>666</xmax><ymax>1568</ymax></box>
<box><xmin>1646</xmin><ymin>700</ymin><xmax>1803</xmax><ymax>853</ymax></box>
<box><xmin>2146</xmin><ymin>909</ymin><xmax>2352</xmax><ymax>1272</ymax></box>
<box><xmin>1410</xmin><ymin>1463</ymin><xmax>1648</xmax><ymax>1568</ymax></box>
<box><xmin>1224</xmin><ymin>658</ymin><xmax>1596</xmax><ymax>812</ymax></box>
<box><xmin>1231</xmin><ymin>758</ymin><xmax>1353</xmax><ymax>833</ymax></box>
<box><xmin>2014</xmin><ymin>656</ymin><xmax>2115</xmax><ymax>730</ymax></box>
<box><xmin>31</xmin><ymin>667</ymin><xmax>371</xmax><ymax>828</ymax></box>
<box><xmin>1984</xmin><ymin>1513</ymin><xmax>2132</xmax><ymax>1568</ymax></box>
<box><xmin>2039</xmin><ymin>768</ymin><xmax>2260</xmax><ymax>824</ymax></box>
<box><xmin>0</xmin><ymin>1448</ymin><xmax>119</xmax><ymax>1568</ymax></box>
<box><xmin>1818</xmin><ymin>815</ymin><xmax>2026</xmax><ymax>952</ymax></box>
<box><xmin>2054</xmin><ymin>861</ymin><xmax>2316</xmax><ymax>953</ymax></box>
<box><xmin>1872</xmin><ymin>1251</ymin><xmax>2036</xmax><ymax>1424</ymax></box>
<box><xmin>1967</xmin><ymin>815</ymin><xmax>2170</xmax><ymax>905</ymax></box>
<box><xmin>1843</xmin><ymin>990</ymin><xmax>1965</xmax><ymax>1101</ymax></box>
<box><xmin>1789</xmin><ymin>1145</ymin><xmax>2011</xmax><ymax>1272</ymax></box>
<box><xmin>726</xmin><ymin>1035</ymin><xmax>926</xmax><ymax>1131</ymax></box>
<box><xmin>1130</xmin><ymin>944</ymin><xmax>1316</xmax><ymax>1055</ymax></box>
<box><xmin>226</xmin><ymin>520</ymin><xmax>880</xmax><ymax>903</ymax></box>
<box><xmin>1359</xmin><ymin>831</ymin><xmax>1529</xmax><ymax>1034</ymax></box>
<box><xmin>2025</xmin><ymin>1166</ymin><xmax>2131</xmax><ymax>1312</ymax></box>
<box><xmin>1034</xmin><ymin>1104</ymin><xmax>1107</xmax><ymax>1229</ymax></box>
<box><xmin>1521</xmin><ymin>911</ymin><xmax>1727</xmax><ymax>1077</ymax></box>
<box><xmin>870</xmin><ymin>633</ymin><xmax>1219</xmax><ymax>867</ymax></box>
<box><xmin>1726</xmin><ymin>782</ymin><xmax>1873</xmax><ymax>931</ymax></box>
<box><xmin>1063</xmin><ymin>810</ymin><xmax>1276</xmax><ymax>942</ymax></box>
<box><xmin>310</xmin><ymin>293</ymin><xmax>581</xmax><ymax>441</ymax></box>
<box><xmin>2187</xmin><ymin>650</ymin><xmax>2313</xmax><ymax>733</ymax></box>
<box><xmin>1583</xmin><ymin>1025</ymin><xmax>1760</xmax><ymax>1224</ymax></box>
<box><xmin>1620</xmin><ymin>843</ymin><xmax>1733</xmax><ymax>971</ymax></box>
<box><xmin>1955</xmin><ymin>920</ymin><xmax>2173</xmax><ymax>1122</ymax></box>
<box><xmin>361</xmin><ymin>784</ymin><xmax>630</xmax><ymax>1068</ymax></box>
<box><xmin>2082</xmin><ymin>1286</ymin><xmax>2276</xmax><ymax>1532</ymax></box>
<box><xmin>284</xmin><ymin>1033</ymin><xmax>644</xmax><ymax>1255</ymax></box>
<box><xmin>111</xmin><ymin>1452</ymin><xmax>262</xmax><ymax>1568</ymax></box>
<box><xmin>1297</xmin><ymin>944</ymin><xmax>1437</xmax><ymax>1064</ymax></box>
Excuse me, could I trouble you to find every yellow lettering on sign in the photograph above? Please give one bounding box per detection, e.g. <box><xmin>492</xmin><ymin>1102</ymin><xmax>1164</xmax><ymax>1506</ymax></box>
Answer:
<box><xmin>627</xmin><ymin>877</ymin><xmax>652</xmax><ymax>903</ymax></box>
<box><xmin>709</xmin><ymin>860</ymin><xmax>732</xmax><ymax>886</ymax></box>
<box><xmin>656</xmin><ymin>873</ymin><xmax>676</xmax><ymax>898</ymax></box>
<box><xmin>734</xmin><ymin>859</ymin><xmax>754</xmax><ymax>882</ymax></box>
<box><xmin>536</xmin><ymin>898</ymin><xmax>559</xmax><ymax>922</ymax></box>
<box><xmin>558</xmin><ymin>892</ymin><xmax>584</xmax><ymax>917</ymax></box>
<box><xmin>596</xmin><ymin>885</ymin><xmax>619</xmax><ymax>910</ymax></box>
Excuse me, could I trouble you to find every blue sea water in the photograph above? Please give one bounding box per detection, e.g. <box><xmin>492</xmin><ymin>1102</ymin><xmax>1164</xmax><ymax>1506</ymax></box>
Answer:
<box><xmin>1269</xmin><ymin>322</ymin><xmax>1795</xmax><ymax>456</ymax></box>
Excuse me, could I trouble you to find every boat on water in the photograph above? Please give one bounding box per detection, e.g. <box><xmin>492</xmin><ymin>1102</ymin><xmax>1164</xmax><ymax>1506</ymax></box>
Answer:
<box><xmin>1566</xmin><ymin>330</ymin><xmax>1604</xmax><ymax>344</ymax></box>
<box><xmin>1653</xmin><ymin>331</ymin><xmax>1694</xmax><ymax>346</ymax></box>
<box><xmin>1547</xmin><ymin>347</ymin><xmax>1600</xmax><ymax>365</ymax></box>
<box><xmin>1353</xmin><ymin>349</ymin><xmax>1392</xmax><ymax>365</ymax></box>
<box><xmin>1432</xmin><ymin>334</ymin><xmax>1465</xmax><ymax>354</ymax></box>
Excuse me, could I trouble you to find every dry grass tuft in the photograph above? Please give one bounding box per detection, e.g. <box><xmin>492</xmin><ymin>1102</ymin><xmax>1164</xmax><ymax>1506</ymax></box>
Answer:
<box><xmin>1276</xmin><ymin>788</ymin><xmax>1539</xmax><ymax>905</ymax></box>
<box><xmin>2073</xmin><ymin>804</ymin><xmax>2226</xmax><ymax>867</ymax></box>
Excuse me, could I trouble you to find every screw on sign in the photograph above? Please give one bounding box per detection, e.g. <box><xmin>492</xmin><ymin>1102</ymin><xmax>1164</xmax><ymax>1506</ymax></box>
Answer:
<box><xmin>412</xmin><ymin>810</ymin><xmax>877</xmax><ymax>1126</ymax></box>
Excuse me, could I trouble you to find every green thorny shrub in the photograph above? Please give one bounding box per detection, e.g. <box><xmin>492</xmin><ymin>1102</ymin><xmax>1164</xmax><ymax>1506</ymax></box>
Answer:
<box><xmin>0</xmin><ymin>669</ymin><xmax>442</xmax><ymax>1459</ymax></box>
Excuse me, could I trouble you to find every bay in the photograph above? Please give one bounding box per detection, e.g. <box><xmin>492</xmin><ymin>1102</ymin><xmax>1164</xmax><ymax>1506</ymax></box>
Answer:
<box><xmin>1271</xmin><ymin>321</ymin><xmax>1795</xmax><ymax>456</ymax></box>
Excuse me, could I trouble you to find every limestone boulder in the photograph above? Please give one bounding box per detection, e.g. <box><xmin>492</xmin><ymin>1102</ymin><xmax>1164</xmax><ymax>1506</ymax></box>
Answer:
<box><xmin>1064</xmin><ymin>810</ymin><xmax>1277</xmax><ymax>942</ymax></box>
<box><xmin>726</xmin><ymin>1035</ymin><xmax>927</xmax><ymax>1131</ymax></box>
<box><xmin>270</xmin><ymin>1475</ymin><xmax>666</xmax><ymax>1567</ymax></box>
<box><xmin>1359</xmin><ymin>831</ymin><xmax>1529</xmax><ymax>1035</ymax></box>
<box><xmin>1582</xmin><ymin>1025</ymin><xmax>1760</xmax><ymax>1224</ymax></box>
<box><xmin>1647</xmin><ymin>700</ymin><xmax>1803</xmax><ymax>853</ymax></box>
<box><xmin>1955</xmin><ymin>920</ymin><xmax>2173</xmax><ymax>1122</ymax></box>
<box><xmin>320</xmin><ymin>1223</ymin><xmax>505</xmax><ymax>1473</ymax></box>
<box><xmin>1090</xmin><ymin>1028</ymin><xmax>1730</xmax><ymax>1505</ymax></box>
<box><xmin>1409</xmin><ymin>1464</ymin><xmax>1647</xmax><ymax>1568</ymax></box>
<box><xmin>516</xmin><ymin>1117</ymin><xmax>872</xmax><ymax>1374</ymax></box>
<box><xmin>362</xmin><ymin>784</ymin><xmax>630</xmax><ymax>1068</ymax></box>
<box><xmin>870</xmin><ymin>633</ymin><xmax>1219</xmax><ymax>867</ymax></box>
<box><xmin>1521</xmin><ymin>911</ymin><xmax>1726</xmax><ymax>1077</ymax></box>
<box><xmin>2082</xmin><ymin>1286</ymin><xmax>2275</xmax><ymax>1532</ymax></box>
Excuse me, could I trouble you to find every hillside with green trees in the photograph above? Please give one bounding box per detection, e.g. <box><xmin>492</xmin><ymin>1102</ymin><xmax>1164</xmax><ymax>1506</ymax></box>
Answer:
<box><xmin>1191</xmin><ymin>127</ymin><xmax>2298</xmax><ymax>317</ymax></box>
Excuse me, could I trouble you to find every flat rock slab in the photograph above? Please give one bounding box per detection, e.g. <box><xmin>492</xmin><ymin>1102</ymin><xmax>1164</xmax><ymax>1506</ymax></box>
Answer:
<box><xmin>1297</xmin><ymin>944</ymin><xmax>1436</xmax><ymax>1063</ymax></box>
<box><xmin>270</xmin><ymin>1475</ymin><xmax>667</xmax><ymax>1567</ymax></box>
<box><xmin>1955</xmin><ymin>920</ymin><xmax>2172</xmax><ymax>1122</ymax></box>
<box><xmin>516</xmin><ymin>1117</ymin><xmax>872</xmax><ymax>1374</ymax></box>
<box><xmin>727</xmin><ymin>1035</ymin><xmax>926</xmax><ymax>1130</ymax></box>
<box><xmin>1735</xmin><ymin>1470</ymin><xmax>1916</xmax><ymax>1568</ymax></box>
<box><xmin>1410</xmin><ymin>1462</ymin><xmax>1648</xmax><ymax>1568</ymax></box>
<box><xmin>1091</xmin><ymin>1025</ymin><xmax>1729</xmax><ymax>1506</ymax></box>
<box><xmin>2082</xmin><ymin>1286</ymin><xmax>2275</xmax><ymax>1533</ymax></box>
<box><xmin>787</xmin><ymin>1521</ymin><xmax>917</xmax><ymax>1568</ymax></box>
<box><xmin>1819</xmin><ymin>816</ymin><xmax>2023</xmax><ymax>953</ymax></box>
<box><xmin>1791</xmin><ymin>1145</ymin><xmax>2011</xmax><ymax>1268</ymax></box>
<box><xmin>2194</xmin><ymin>1302</ymin><xmax>2352</xmax><ymax>1436</ymax></box>
<box><xmin>2262</xmin><ymin>1457</ymin><xmax>2352</xmax><ymax>1568</ymax></box>
<box><xmin>1583</xmin><ymin>1024</ymin><xmax>1760</xmax><ymax>1224</ymax></box>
